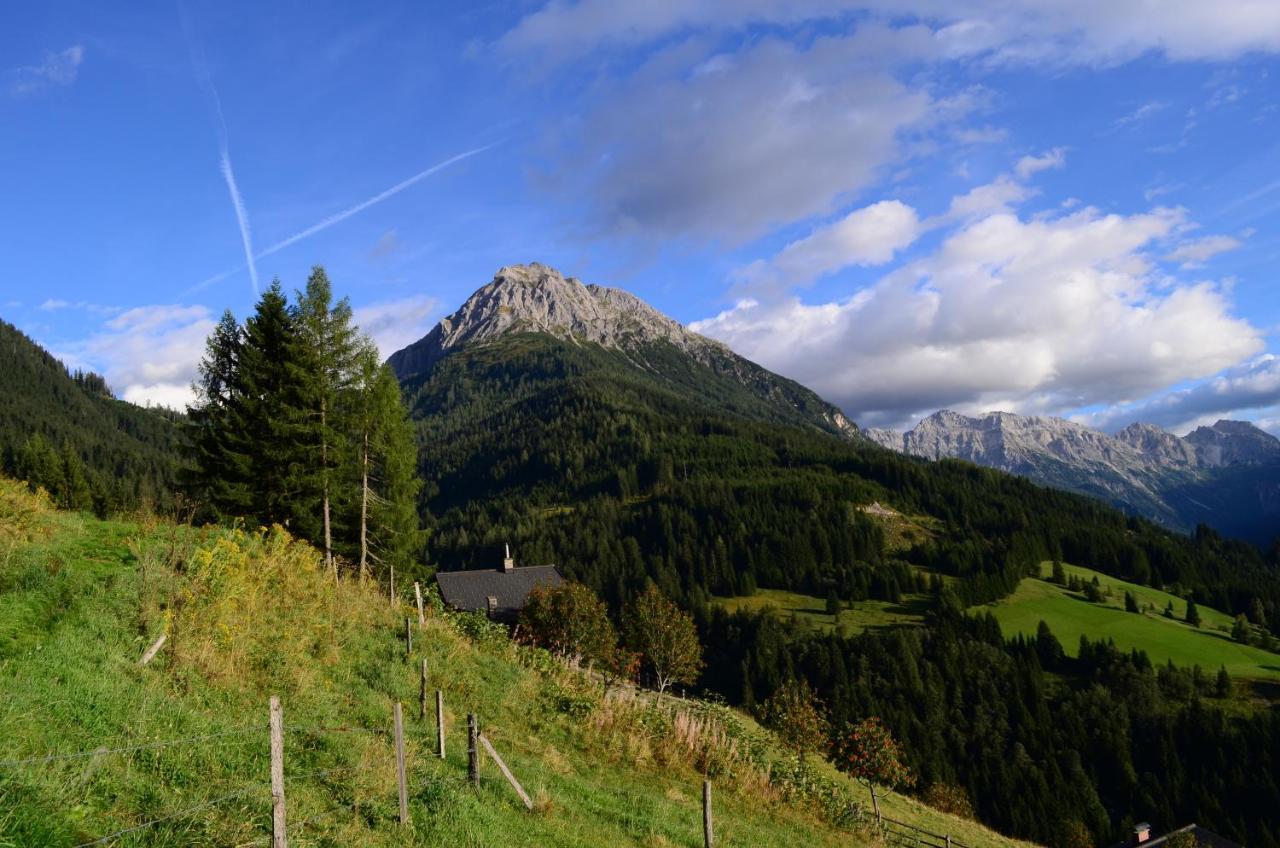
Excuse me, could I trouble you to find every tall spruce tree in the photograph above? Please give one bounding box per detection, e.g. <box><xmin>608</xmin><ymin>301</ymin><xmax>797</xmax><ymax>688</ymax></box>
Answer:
<box><xmin>293</xmin><ymin>267</ymin><xmax>360</xmax><ymax>576</ymax></box>
<box><xmin>348</xmin><ymin>340</ymin><xmax>422</xmax><ymax>577</ymax></box>
<box><xmin>235</xmin><ymin>280</ymin><xmax>320</xmax><ymax>531</ymax></box>
<box><xmin>187</xmin><ymin>310</ymin><xmax>253</xmax><ymax>520</ymax></box>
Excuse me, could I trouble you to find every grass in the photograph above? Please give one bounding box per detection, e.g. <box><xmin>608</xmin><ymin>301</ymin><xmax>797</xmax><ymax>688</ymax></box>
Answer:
<box><xmin>0</xmin><ymin>478</ymin><xmax>1026</xmax><ymax>848</ymax></box>
<box><xmin>983</xmin><ymin>562</ymin><xmax>1280</xmax><ymax>681</ymax></box>
<box><xmin>715</xmin><ymin>588</ymin><xmax>928</xmax><ymax>636</ymax></box>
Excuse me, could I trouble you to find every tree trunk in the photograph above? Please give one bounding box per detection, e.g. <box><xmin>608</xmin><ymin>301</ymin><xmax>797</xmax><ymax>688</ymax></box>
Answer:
<box><xmin>359</xmin><ymin>427</ymin><xmax>369</xmax><ymax>578</ymax></box>
<box><xmin>870</xmin><ymin>784</ymin><xmax>881</xmax><ymax>820</ymax></box>
<box><xmin>321</xmin><ymin>402</ymin><xmax>334</xmax><ymax>582</ymax></box>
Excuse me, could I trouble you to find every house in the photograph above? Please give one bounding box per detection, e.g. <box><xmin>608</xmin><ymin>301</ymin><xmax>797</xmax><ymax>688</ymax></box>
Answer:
<box><xmin>1106</xmin><ymin>822</ymin><xmax>1242</xmax><ymax>848</ymax></box>
<box><xmin>434</xmin><ymin>545</ymin><xmax>564</xmax><ymax>622</ymax></box>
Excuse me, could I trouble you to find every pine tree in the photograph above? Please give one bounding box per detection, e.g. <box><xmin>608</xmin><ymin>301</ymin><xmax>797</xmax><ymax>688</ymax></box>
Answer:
<box><xmin>187</xmin><ymin>310</ymin><xmax>253</xmax><ymax>520</ymax></box>
<box><xmin>236</xmin><ymin>281</ymin><xmax>318</xmax><ymax>531</ymax></box>
<box><xmin>1232</xmin><ymin>614</ymin><xmax>1251</xmax><ymax>644</ymax></box>
<box><xmin>293</xmin><ymin>267</ymin><xmax>360</xmax><ymax>576</ymax></box>
<box><xmin>1186</xmin><ymin>598</ymin><xmax>1202</xmax><ymax>628</ymax></box>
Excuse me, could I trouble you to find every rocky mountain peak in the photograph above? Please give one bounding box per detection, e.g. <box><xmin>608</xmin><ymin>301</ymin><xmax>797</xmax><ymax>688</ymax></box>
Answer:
<box><xmin>385</xmin><ymin>263</ymin><xmax>859</xmax><ymax>440</ymax></box>
<box><xmin>388</xmin><ymin>263</ymin><xmax>730</xmax><ymax>381</ymax></box>
<box><xmin>1184</xmin><ymin>419</ymin><xmax>1280</xmax><ymax>467</ymax></box>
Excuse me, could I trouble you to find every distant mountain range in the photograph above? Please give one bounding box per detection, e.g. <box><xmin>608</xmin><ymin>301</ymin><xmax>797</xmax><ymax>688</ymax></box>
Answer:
<box><xmin>866</xmin><ymin>411</ymin><xmax>1280</xmax><ymax>543</ymax></box>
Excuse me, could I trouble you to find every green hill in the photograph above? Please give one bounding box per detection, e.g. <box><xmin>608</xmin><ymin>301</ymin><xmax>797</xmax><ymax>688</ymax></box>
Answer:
<box><xmin>0</xmin><ymin>318</ymin><xmax>181</xmax><ymax>514</ymax></box>
<box><xmin>0</xmin><ymin>478</ymin><xmax>1023</xmax><ymax>848</ymax></box>
<box><xmin>984</xmin><ymin>563</ymin><xmax>1280</xmax><ymax>682</ymax></box>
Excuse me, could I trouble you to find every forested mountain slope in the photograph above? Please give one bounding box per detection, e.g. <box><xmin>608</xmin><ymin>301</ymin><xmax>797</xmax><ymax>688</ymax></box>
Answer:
<box><xmin>393</xmin><ymin>266</ymin><xmax>1280</xmax><ymax>848</ymax></box>
<box><xmin>0</xmin><ymin>318</ymin><xmax>180</xmax><ymax>513</ymax></box>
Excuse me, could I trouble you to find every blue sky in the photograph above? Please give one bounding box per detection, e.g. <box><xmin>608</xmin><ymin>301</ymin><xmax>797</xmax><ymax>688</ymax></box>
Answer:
<box><xmin>3</xmin><ymin>1</ymin><xmax>1279</xmax><ymax>434</ymax></box>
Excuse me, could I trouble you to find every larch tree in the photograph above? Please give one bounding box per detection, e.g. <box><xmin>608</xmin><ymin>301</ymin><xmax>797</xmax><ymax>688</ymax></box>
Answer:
<box><xmin>293</xmin><ymin>267</ymin><xmax>359</xmax><ymax>578</ymax></box>
<box><xmin>349</xmin><ymin>340</ymin><xmax>421</xmax><ymax>578</ymax></box>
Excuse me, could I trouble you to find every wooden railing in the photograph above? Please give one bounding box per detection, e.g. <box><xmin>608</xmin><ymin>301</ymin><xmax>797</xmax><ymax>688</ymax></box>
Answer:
<box><xmin>879</xmin><ymin>814</ymin><xmax>973</xmax><ymax>848</ymax></box>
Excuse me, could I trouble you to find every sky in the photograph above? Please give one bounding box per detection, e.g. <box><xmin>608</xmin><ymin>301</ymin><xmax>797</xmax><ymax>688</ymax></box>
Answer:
<box><xmin>3</xmin><ymin>1</ymin><xmax>1280</xmax><ymax>435</ymax></box>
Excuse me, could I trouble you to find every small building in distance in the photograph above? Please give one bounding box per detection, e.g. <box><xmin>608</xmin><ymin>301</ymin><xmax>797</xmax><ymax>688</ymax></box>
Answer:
<box><xmin>1107</xmin><ymin>823</ymin><xmax>1242</xmax><ymax>848</ymax></box>
<box><xmin>434</xmin><ymin>545</ymin><xmax>564</xmax><ymax>622</ymax></box>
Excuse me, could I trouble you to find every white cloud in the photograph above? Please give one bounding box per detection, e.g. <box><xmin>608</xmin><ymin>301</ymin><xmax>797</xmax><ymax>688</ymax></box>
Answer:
<box><xmin>945</xmin><ymin>174</ymin><xmax>1035</xmax><ymax>219</ymax></box>
<box><xmin>538</xmin><ymin>29</ymin><xmax>948</xmax><ymax>243</ymax></box>
<box><xmin>1014</xmin><ymin>147</ymin><xmax>1067</xmax><ymax>179</ymax></box>
<box><xmin>693</xmin><ymin>203</ymin><xmax>1262</xmax><ymax>428</ymax></box>
<box><xmin>1163</xmin><ymin>234</ymin><xmax>1244</xmax><ymax>267</ymax></box>
<box><xmin>353</xmin><ymin>295</ymin><xmax>441</xmax><ymax>359</ymax></box>
<box><xmin>6</xmin><ymin>45</ymin><xmax>84</xmax><ymax>97</ymax></box>
<box><xmin>1079</xmin><ymin>355</ymin><xmax>1280</xmax><ymax>433</ymax></box>
<box><xmin>61</xmin><ymin>305</ymin><xmax>217</xmax><ymax>411</ymax></box>
<box><xmin>738</xmin><ymin>200</ymin><xmax>921</xmax><ymax>289</ymax></box>
<box><xmin>501</xmin><ymin>2</ymin><xmax>1280</xmax><ymax>65</ymax></box>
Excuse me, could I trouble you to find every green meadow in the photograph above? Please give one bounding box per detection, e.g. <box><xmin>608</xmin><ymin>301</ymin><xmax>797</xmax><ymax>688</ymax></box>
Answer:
<box><xmin>715</xmin><ymin>588</ymin><xmax>928</xmax><ymax>636</ymax></box>
<box><xmin>984</xmin><ymin>562</ymin><xmax>1280</xmax><ymax>681</ymax></box>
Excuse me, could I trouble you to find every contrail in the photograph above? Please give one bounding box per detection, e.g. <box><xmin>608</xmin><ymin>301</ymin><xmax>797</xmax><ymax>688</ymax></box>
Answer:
<box><xmin>179</xmin><ymin>0</ymin><xmax>259</xmax><ymax>295</ymax></box>
<box><xmin>255</xmin><ymin>143</ymin><xmax>498</xmax><ymax>259</ymax></box>
<box><xmin>219</xmin><ymin>148</ymin><xmax>259</xmax><ymax>294</ymax></box>
<box><xmin>187</xmin><ymin>142</ymin><xmax>498</xmax><ymax>292</ymax></box>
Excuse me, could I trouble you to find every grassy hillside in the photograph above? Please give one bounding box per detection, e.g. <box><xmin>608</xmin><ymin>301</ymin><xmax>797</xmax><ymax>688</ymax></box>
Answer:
<box><xmin>0</xmin><ymin>479</ymin><xmax>1027</xmax><ymax>848</ymax></box>
<box><xmin>984</xmin><ymin>562</ymin><xmax>1280</xmax><ymax>681</ymax></box>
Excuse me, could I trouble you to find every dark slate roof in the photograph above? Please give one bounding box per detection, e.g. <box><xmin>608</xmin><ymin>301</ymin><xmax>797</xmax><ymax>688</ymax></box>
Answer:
<box><xmin>1106</xmin><ymin>825</ymin><xmax>1242</xmax><ymax>848</ymax></box>
<box><xmin>435</xmin><ymin>565</ymin><xmax>564</xmax><ymax>618</ymax></box>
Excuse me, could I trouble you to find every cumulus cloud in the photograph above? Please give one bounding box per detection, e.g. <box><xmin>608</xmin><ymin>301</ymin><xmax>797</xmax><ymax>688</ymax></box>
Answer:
<box><xmin>693</xmin><ymin>203</ymin><xmax>1262</xmax><ymax>428</ymax></box>
<box><xmin>1163</xmin><ymin>234</ymin><xmax>1244</xmax><ymax>267</ymax></box>
<box><xmin>5</xmin><ymin>45</ymin><xmax>84</xmax><ymax>97</ymax></box>
<box><xmin>61</xmin><ymin>305</ymin><xmax>218</xmax><ymax>410</ymax></box>
<box><xmin>1079</xmin><ymin>355</ymin><xmax>1280</xmax><ymax>433</ymax></box>
<box><xmin>353</xmin><ymin>295</ymin><xmax>441</xmax><ymax>359</ymax></box>
<box><xmin>737</xmin><ymin>200</ymin><xmax>922</xmax><ymax>290</ymax></box>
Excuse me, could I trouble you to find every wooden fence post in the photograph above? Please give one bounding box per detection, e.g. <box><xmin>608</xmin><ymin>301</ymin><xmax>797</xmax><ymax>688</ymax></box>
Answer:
<box><xmin>138</xmin><ymin>632</ymin><xmax>167</xmax><ymax>666</ymax></box>
<box><xmin>269</xmin><ymin>696</ymin><xmax>287</xmax><ymax>848</ymax></box>
<box><xmin>390</xmin><ymin>565</ymin><xmax>395</xmax><ymax>605</ymax></box>
<box><xmin>871</xmin><ymin>785</ymin><xmax>881</xmax><ymax>822</ymax></box>
<box><xmin>419</xmin><ymin>659</ymin><xmax>428</xmax><ymax>721</ymax></box>
<box><xmin>436</xmin><ymin>690</ymin><xmax>446</xmax><ymax>759</ymax></box>
<box><xmin>479</xmin><ymin>733</ymin><xmax>533</xmax><ymax>811</ymax></box>
<box><xmin>394</xmin><ymin>702</ymin><xmax>409</xmax><ymax>826</ymax></box>
<box><xmin>468</xmin><ymin>713</ymin><xmax>479</xmax><ymax>787</ymax></box>
<box><xmin>703</xmin><ymin>779</ymin><xmax>714</xmax><ymax>848</ymax></box>
<box><xmin>405</xmin><ymin>617</ymin><xmax>413</xmax><ymax>657</ymax></box>
<box><xmin>414</xmin><ymin>581</ymin><xmax>425</xmax><ymax>626</ymax></box>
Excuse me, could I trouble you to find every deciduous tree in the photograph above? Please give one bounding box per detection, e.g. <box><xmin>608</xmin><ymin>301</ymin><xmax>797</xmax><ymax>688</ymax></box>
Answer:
<box><xmin>623</xmin><ymin>583</ymin><xmax>703</xmax><ymax>696</ymax></box>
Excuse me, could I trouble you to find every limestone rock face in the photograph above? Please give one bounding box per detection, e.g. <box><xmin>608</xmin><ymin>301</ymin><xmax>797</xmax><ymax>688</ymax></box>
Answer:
<box><xmin>873</xmin><ymin>410</ymin><xmax>1280</xmax><ymax>537</ymax></box>
<box><xmin>387</xmin><ymin>263</ymin><xmax>859</xmax><ymax>439</ymax></box>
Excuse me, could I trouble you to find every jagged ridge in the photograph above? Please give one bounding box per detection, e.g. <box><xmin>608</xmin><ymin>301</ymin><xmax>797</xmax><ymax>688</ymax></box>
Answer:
<box><xmin>867</xmin><ymin>410</ymin><xmax>1280</xmax><ymax>540</ymax></box>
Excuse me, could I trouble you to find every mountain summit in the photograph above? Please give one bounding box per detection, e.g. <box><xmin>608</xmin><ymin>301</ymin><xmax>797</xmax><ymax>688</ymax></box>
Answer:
<box><xmin>869</xmin><ymin>410</ymin><xmax>1280</xmax><ymax>541</ymax></box>
<box><xmin>389</xmin><ymin>263</ymin><xmax>857</xmax><ymax>439</ymax></box>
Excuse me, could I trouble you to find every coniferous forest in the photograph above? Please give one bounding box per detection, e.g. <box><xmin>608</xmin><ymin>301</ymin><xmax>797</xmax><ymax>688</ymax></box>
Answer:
<box><xmin>185</xmin><ymin>267</ymin><xmax>423</xmax><ymax>577</ymax></box>
<box><xmin>0</xmin><ymin>319</ymin><xmax>181</xmax><ymax>515</ymax></box>
<box><xmin>401</xmin><ymin>330</ymin><xmax>1280</xmax><ymax>848</ymax></box>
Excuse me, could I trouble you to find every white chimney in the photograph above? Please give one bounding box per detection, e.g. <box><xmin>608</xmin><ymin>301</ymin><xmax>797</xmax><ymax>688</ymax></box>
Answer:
<box><xmin>1134</xmin><ymin>824</ymin><xmax>1152</xmax><ymax>845</ymax></box>
<box><xmin>503</xmin><ymin>543</ymin><xmax>515</xmax><ymax>573</ymax></box>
